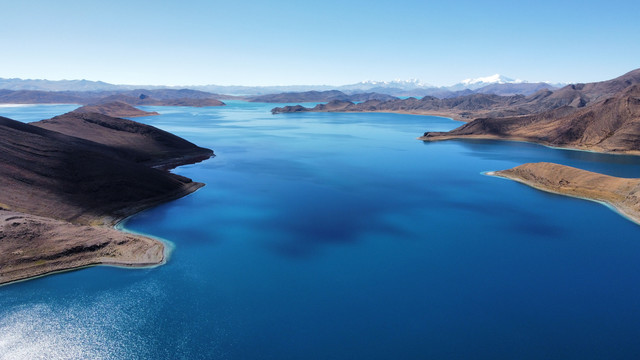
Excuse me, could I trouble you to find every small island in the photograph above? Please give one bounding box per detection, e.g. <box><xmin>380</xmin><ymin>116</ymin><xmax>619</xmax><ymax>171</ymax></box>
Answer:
<box><xmin>72</xmin><ymin>101</ymin><xmax>160</xmax><ymax>117</ymax></box>
<box><xmin>489</xmin><ymin>162</ymin><xmax>640</xmax><ymax>225</ymax></box>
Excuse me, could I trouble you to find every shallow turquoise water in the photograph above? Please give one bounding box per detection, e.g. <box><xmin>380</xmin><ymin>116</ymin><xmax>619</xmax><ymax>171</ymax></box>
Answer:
<box><xmin>2</xmin><ymin>102</ymin><xmax>640</xmax><ymax>359</ymax></box>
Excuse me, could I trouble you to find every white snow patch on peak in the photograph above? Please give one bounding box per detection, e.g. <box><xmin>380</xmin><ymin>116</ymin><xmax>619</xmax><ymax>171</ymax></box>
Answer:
<box><xmin>460</xmin><ymin>74</ymin><xmax>523</xmax><ymax>85</ymax></box>
<box><xmin>357</xmin><ymin>79</ymin><xmax>432</xmax><ymax>88</ymax></box>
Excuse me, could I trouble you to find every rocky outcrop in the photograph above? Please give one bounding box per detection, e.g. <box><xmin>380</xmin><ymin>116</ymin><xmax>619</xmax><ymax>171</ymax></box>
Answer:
<box><xmin>34</xmin><ymin>109</ymin><xmax>213</xmax><ymax>168</ymax></box>
<box><xmin>72</xmin><ymin>101</ymin><xmax>159</xmax><ymax>117</ymax></box>
<box><xmin>490</xmin><ymin>162</ymin><xmax>640</xmax><ymax>225</ymax></box>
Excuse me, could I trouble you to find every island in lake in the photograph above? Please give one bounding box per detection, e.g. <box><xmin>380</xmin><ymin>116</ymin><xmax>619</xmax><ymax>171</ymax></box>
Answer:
<box><xmin>0</xmin><ymin>102</ymin><xmax>213</xmax><ymax>285</ymax></box>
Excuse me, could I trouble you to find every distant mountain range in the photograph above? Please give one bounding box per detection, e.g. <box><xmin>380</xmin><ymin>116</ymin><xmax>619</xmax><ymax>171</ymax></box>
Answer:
<box><xmin>0</xmin><ymin>88</ymin><xmax>226</xmax><ymax>107</ymax></box>
<box><xmin>269</xmin><ymin>67</ymin><xmax>640</xmax><ymax>154</ymax></box>
<box><xmin>0</xmin><ymin>78</ymin><xmax>135</xmax><ymax>92</ymax></box>
<box><xmin>273</xmin><ymin>68</ymin><xmax>640</xmax><ymax>127</ymax></box>
<box><xmin>453</xmin><ymin>74</ymin><xmax>523</xmax><ymax>90</ymax></box>
<box><xmin>247</xmin><ymin>90</ymin><xmax>396</xmax><ymax>103</ymax></box>
<box><xmin>0</xmin><ymin>75</ymin><xmax>564</xmax><ymax>98</ymax></box>
<box><xmin>192</xmin><ymin>76</ymin><xmax>563</xmax><ymax>97</ymax></box>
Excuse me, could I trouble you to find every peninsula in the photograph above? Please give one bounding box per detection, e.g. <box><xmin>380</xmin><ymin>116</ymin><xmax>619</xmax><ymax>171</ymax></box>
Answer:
<box><xmin>0</xmin><ymin>102</ymin><xmax>213</xmax><ymax>285</ymax></box>
<box><xmin>489</xmin><ymin>163</ymin><xmax>640</xmax><ymax>225</ymax></box>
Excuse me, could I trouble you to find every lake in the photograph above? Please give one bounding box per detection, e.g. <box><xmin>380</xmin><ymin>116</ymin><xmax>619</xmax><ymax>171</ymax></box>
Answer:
<box><xmin>2</xmin><ymin>101</ymin><xmax>640</xmax><ymax>359</ymax></box>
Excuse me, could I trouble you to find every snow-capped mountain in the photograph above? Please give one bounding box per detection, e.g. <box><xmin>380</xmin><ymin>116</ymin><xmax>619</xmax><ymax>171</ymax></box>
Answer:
<box><xmin>360</xmin><ymin>79</ymin><xmax>432</xmax><ymax>88</ymax></box>
<box><xmin>345</xmin><ymin>74</ymin><xmax>528</xmax><ymax>93</ymax></box>
<box><xmin>339</xmin><ymin>79</ymin><xmax>433</xmax><ymax>92</ymax></box>
<box><xmin>460</xmin><ymin>74</ymin><xmax>522</xmax><ymax>86</ymax></box>
<box><xmin>0</xmin><ymin>74</ymin><xmax>561</xmax><ymax>97</ymax></box>
<box><xmin>450</xmin><ymin>74</ymin><xmax>525</xmax><ymax>90</ymax></box>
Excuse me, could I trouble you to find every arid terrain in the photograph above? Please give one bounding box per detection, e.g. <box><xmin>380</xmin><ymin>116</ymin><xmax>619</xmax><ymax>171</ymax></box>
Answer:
<box><xmin>0</xmin><ymin>102</ymin><xmax>213</xmax><ymax>285</ymax></box>
<box><xmin>490</xmin><ymin>163</ymin><xmax>640</xmax><ymax>224</ymax></box>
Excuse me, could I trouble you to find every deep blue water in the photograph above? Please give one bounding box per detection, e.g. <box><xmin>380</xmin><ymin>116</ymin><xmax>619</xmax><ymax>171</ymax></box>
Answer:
<box><xmin>2</xmin><ymin>102</ymin><xmax>640</xmax><ymax>359</ymax></box>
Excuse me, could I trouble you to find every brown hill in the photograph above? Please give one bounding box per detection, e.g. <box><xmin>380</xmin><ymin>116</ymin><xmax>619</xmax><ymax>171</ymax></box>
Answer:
<box><xmin>73</xmin><ymin>101</ymin><xmax>159</xmax><ymax>117</ymax></box>
<box><xmin>0</xmin><ymin>112</ymin><xmax>213</xmax><ymax>285</ymax></box>
<box><xmin>572</xmin><ymin>68</ymin><xmax>640</xmax><ymax>103</ymax></box>
<box><xmin>421</xmin><ymin>85</ymin><xmax>640</xmax><ymax>154</ymax></box>
<box><xmin>0</xmin><ymin>115</ymin><xmax>206</xmax><ymax>224</ymax></box>
<box><xmin>490</xmin><ymin>162</ymin><xmax>640</xmax><ymax>225</ymax></box>
<box><xmin>34</xmin><ymin>109</ymin><xmax>213</xmax><ymax>168</ymax></box>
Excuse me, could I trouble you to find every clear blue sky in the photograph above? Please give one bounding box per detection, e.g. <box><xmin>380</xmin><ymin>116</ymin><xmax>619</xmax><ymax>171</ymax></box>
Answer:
<box><xmin>2</xmin><ymin>0</ymin><xmax>638</xmax><ymax>86</ymax></box>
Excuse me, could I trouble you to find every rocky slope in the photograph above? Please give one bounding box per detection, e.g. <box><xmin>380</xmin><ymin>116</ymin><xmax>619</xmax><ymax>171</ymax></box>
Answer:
<box><xmin>421</xmin><ymin>84</ymin><xmax>640</xmax><ymax>154</ymax></box>
<box><xmin>34</xmin><ymin>108</ymin><xmax>213</xmax><ymax>168</ymax></box>
<box><xmin>490</xmin><ymin>162</ymin><xmax>640</xmax><ymax>224</ymax></box>
<box><xmin>0</xmin><ymin>108</ymin><xmax>213</xmax><ymax>285</ymax></box>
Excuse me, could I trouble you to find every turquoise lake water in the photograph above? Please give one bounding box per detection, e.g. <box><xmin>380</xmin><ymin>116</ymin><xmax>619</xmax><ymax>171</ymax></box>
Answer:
<box><xmin>2</xmin><ymin>102</ymin><xmax>640</xmax><ymax>359</ymax></box>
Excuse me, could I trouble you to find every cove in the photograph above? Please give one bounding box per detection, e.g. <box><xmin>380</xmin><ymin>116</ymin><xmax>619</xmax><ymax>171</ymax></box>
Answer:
<box><xmin>1</xmin><ymin>101</ymin><xmax>640</xmax><ymax>359</ymax></box>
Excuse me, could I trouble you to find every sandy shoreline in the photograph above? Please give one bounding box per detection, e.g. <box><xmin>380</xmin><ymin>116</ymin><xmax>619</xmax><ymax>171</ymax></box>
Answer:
<box><xmin>0</xmin><ymin>210</ymin><xmax>164</xmax><ymax>286</ymax></box>
<box><xmin>0</xmin><ymin>173</ymin><xmax>206</xmax><ymax>287</ymax></box>
<box><xmin>364</xmin><ymin>109</ymin><xmax>469</xmax><ymax>122</ymax></box>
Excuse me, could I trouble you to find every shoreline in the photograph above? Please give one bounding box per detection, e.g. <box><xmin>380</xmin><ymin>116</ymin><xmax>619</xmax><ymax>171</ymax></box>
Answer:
<box><xmin>0</xmin><ymin>211</ymin><xmax>166</xmax><ymax>287</ymax></box>
<box><xmin>0</xmin><ymin>256</ymin><xmax>165</xmax><ymax>289</ymax></box>
<box><xmin>274</xmin><ymin>107</ymin><xmax>469</xmax><ymax>122</ymax></box>
<box><xmin>363</xmin><ymin>109</ymin><xmax>468</xmax><ymax>122</ymax></box>
<box><xmin>419</xmin><ymin>134</ymin><xmax>640</xmax><ymax>157</ymax></box>
<box><xmin>0</xmin><ymin>157</ymin><xmax>212</xmax><ymax>287</ymax></box>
